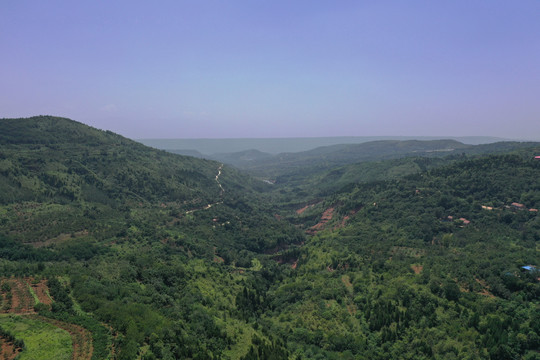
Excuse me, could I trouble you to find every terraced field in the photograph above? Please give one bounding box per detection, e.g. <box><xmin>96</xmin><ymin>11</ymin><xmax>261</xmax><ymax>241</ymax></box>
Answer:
<box><xmin>0</xmin><ymin>336</ymin><xmax>22</xmax><ymax>359</ymax></box>
<box><xmin>0</xmin><ymin>315</ymin><xmax>72</xmax><ymax>360</ymax></box>
<box><xmin>28</xmin><ymin>315</ymin><xmax>93</xmax><ymax>360</ymax></box>
<box><xmin>1</xmin><ymin>278</ymin><xmax>38</xmax><ymax>314</ymax></box>
<box><xmin>0</xmin><ymin>278</ymin><xmax>95</xmax><ymax>360</ymax></box>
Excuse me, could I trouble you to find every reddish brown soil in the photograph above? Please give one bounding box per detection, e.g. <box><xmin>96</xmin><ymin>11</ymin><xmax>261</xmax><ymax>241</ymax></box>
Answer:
<box><xmin>296</xmin><ymin>205</ymin><xmax>310</xmax><ymax>215</ymax></box>
<box><xmin>335</xmin><ymin>215</ymin><xmax>349</xmax><ymax>229</ymax></box>
<box><xmin>1</xmin><ymin>277</ymin><xmax>53</xmax><ymax>314</ymax></box>
<box><xmin>1</xmin><ymin>278</ymin><xmax>97</xmax><ymax>360</ymax></box>
<box><xmin>27</xmin><ymin>278</ymin><xmax>53</xmax><ymax>306</ymax></box>
<box><xmin>478</xmin><ymin>289</ymin><xmax>496</xmax><ymax>298</ymax></box>
<box><xmin>306</xmin><ymin>208</ymin><xmax>335</xmax><ymax>235</ymax></box>
<box><xmin>333</xmin><ymin>209</ymin><xmax>359</xmax><ymax>230</ymax></box>
<box><xmin>411</xmin><ymin>265</ymin><xmax>423</xmax><ymax>274</ymax></box>
<box><xmin>14</xmin><ymin>279</ymin><xmax>35</xmax><ymax>314</ymax></box>
<box><xmin>0</xmin><ymin>338</ymin><xmax>22</xmax><ymax>360</ymax></box>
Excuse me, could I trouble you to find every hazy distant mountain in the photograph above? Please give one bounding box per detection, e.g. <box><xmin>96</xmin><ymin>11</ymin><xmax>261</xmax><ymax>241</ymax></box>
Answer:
<box><xmin>168</xmin><ymin>149</ymin><xmax>206</xmax><ymax>158</ymax></box>
<box><xmin>231</xmin><ymin>139</ymin><xmax>540</xmax><ymax>180</ymax></box>
<box><xmin>234</xmin><ymin>139</ymin><xmax>470</xmax><ymax>176</ymax></box>
<box><xmin>137</xmin><ymin>136</ymin><xmax>510</xmax><ymax>155</ymax></box>
<box><xmin>208</xmin><ymin>149</ymin><xmax>273</xmax><ymax>167</ymax></box>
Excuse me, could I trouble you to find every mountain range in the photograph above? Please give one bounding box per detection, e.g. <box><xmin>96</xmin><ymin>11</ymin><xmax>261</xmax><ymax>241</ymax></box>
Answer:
<box><xmin>0</xmin><ymin>116</ymin><xmax>538</xmax><ymax>360</ymax></box>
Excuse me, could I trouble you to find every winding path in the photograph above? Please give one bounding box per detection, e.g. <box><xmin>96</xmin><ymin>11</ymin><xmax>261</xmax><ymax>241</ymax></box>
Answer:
<box><xmin>215</xmin><ymin>164</ymin><xmax>225</xmax><ymax>196</ymax></box>
<box><xmin>185</xmin><ymin>164</ymin><xmax>225</xmax><ymax>215</ymax></box>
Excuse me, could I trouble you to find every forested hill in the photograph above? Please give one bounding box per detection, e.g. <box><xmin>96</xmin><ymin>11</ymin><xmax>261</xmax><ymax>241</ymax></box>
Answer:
<box><xmin>211</xmin><ymin>139</ymin><xmax>468</xmax><ymax>174</ymax></box>
<box><xmin>0</xmin><ymin>116</ymin><xmax>228</xmax><ymax>205</ymax></box>
<box><xmin>0</xmin><ymin>116</ymin><xmax>539</xmax><ymax>359</ymax></box>
<box><xmin>0</xmin><ymin>116</ymin><xmax>277</xmax><ymax>209</ymax></box>
<box><xmin>273</xmin><ymin>150</ymin><xmax>540</xmax><ymax>359</ymax></box>
<box><xmin>0</xmin><ymin>116</ymin><xmax>305</xmax><ymax>359</ymax></box>
<box><xmin>209</xmin><ymin>138</ymin><xmax>540</xmax><ymax>187</ymax></box>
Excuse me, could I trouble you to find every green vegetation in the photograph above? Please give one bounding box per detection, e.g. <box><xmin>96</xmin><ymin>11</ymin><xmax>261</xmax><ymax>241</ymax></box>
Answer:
<box><xmin>210</xmin><ymin>138</ymin><xmax>539</xmax><ymax>180</ymax></box>
<box><xmin>261</xmin><ymin>151</ymin><xmax>540</xmax><ymax>359</ymax></box>
<box><xmin>0</xmin><ymin>116</ymin><xmax>539</xmax><ymax>359</ymax></box>
<box><xmin>0</xmin><ymin>315</ymin><xmax>72</xmax><ymax>359</ymax></box>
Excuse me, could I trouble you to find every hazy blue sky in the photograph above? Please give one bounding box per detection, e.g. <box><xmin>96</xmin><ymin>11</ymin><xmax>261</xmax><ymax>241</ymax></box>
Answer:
<box><xmin>2</xmin><ymin>1</ymin><xmax>540</xmax><ymax>139</ymax></box>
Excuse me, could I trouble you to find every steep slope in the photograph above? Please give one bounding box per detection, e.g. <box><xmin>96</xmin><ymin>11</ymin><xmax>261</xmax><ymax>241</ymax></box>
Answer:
<box><xmin>0</xmin><ymin>116</ymin><xmax>223</xmax><ymax>206</ymax></box>
<box><xmin>0</xmin><ymin>117</ymin><xmax>285</xmax><ymax>246</ymax></box>
<box><xmin>0</xmin><ymin>116</ymin><xmax>303</xmax><ymax>359</ymax></box>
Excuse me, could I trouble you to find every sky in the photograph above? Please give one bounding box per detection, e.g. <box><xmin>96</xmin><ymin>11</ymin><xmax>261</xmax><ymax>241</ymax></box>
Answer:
<box><xmin>1</xmin><ymin>1</ymin><xmax>540</xmax><ymax>139</ymax></box>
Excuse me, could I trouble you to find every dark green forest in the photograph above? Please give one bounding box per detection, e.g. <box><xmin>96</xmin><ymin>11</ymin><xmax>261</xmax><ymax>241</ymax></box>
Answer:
<box><xmin>0</xmin><ymin>116</ymin><xmax>538</xmax><ymax>359</ymax></box>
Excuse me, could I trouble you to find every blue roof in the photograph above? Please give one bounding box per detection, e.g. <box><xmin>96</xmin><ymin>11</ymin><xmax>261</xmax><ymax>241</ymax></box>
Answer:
<box><xmin>522</xmin><ymin>265</ymin><xmax>537</xmax><ymax>271</ymax></box>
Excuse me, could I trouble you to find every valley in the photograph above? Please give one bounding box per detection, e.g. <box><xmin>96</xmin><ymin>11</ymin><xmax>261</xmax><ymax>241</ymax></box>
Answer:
<box><xmin>0</xmin><ymin>116</ymin><xmax>539</xmax><ymax>359</ymax></box>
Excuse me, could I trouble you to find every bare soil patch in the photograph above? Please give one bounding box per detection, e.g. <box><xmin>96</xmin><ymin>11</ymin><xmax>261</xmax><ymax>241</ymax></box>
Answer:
<box><xmin>296</xmin><ymin>205</ymin><xmax>310</xmax><ymax>215</ymax></box>
<box><xmin>411</xmin><ymin>265</ymin><xmax>423</xmax><ymax>274</ymax></box>
<box><xmin>0</xmin><ymin>279</ymin><xmax>34</xmax><ymax>314</ymax></box>
<box><xmin>0</xmin><ymin>337</ymin><xmax>22</xmax><ymax>360</ymax></box>
<box><xmin>1</xmin><ymin>277</ymin><xmax>53</xmax><ymax>314</ymax></box>
<box><xmin>306</xmin><ymin>207</ymin><xmax>335</xmax><ymax>235</ymax></box>
<box><xmin>1</xmin><ymin>279</ymin><xmax>96</xmax><ymax>360</ymax></box>
<box><xmin>28</xmin><ymin>278</ymin><xmax>53</xmax><ymax>306</ymax></box>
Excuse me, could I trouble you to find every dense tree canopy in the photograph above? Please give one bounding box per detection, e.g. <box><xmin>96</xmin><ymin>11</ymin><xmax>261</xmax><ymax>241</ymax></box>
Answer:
<box><xmin>0</xmin><ymin>116</ymin><xmax>538</xmax><ymax>359</ymax></box>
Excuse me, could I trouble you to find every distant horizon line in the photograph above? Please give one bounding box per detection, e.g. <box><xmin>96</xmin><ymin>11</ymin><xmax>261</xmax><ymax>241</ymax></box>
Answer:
<box><xmin>137</xmin><ymin>136</ymin><xmax>540</xmax><ymax>156</ymax></box>
<box><xmin>136</xmin><ymin>135</ymin><xmax>516</xmax><ymax>141</ymax></box>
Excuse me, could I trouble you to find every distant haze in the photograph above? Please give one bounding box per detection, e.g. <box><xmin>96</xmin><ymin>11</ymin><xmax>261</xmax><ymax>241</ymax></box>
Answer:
<box><xmin>2</xmin><ymin>1</ymin><xmax>540</xmax><ymax>139</ymax></box>
<box><xmin>138</xmin><ymin>136</ymin><xmax>509</xmax><ymax>155</ymax></box>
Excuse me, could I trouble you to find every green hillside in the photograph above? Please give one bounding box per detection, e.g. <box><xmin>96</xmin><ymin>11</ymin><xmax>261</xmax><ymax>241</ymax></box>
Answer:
<box><xmin>0</xmin><ymin>116</ymin><xmax>224</xmax><ymax>206</ymax></box>
<box><xmin>265</xmin><ymin>150</ymin><xmax>540</xmax><ymax>359</ymax></box>
<box><xmin>215</xmin><ymin>139</ymin><xmax>468</xmax><ymax>176</ymax></box>
<box><xmin>213</xmin><ymin>139</ymin><xmax>539</xmax><ymax>187</ymax></box>
<box><xmin>0</xmin><ymin>116</ymin><xmax>303</xmax><ymax>359</ymax></box>
<box><xmin>0</xmin><ymin>116</ymin><xmax>539</xmax><ymax>360</ymax></box>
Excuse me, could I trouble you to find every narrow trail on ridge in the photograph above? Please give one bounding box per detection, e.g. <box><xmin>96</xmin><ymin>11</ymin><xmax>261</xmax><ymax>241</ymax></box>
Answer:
<box><xmin>215</xmin><ymin>164</ymin><xmax>225</xmax><ymax>196</ymax></box>
<box><xmin>185</xmin><ymin>164</ymin><xmax>225</xmax><ymax>215</ymax></box>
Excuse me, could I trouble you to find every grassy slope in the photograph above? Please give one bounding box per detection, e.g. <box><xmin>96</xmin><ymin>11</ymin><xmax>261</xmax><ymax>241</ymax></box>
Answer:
<box><xmin>0</xmin><ymin>315</ymin><xmax>72</xmax><ymax>360</ymax></box>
